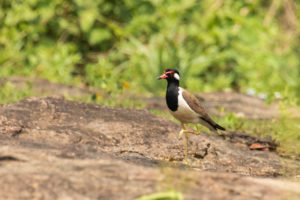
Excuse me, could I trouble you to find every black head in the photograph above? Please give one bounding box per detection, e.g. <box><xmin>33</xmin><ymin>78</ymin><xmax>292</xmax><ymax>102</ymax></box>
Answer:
<box><xmin>157</xmin><ymin>68</ymin><xmax>180</xmax><ymax>82</ymax></box>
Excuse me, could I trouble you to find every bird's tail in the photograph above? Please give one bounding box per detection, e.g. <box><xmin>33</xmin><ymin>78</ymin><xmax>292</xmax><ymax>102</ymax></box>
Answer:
<box><xmin>199</xmin><ymin>117</ymin><xmax>226</xmax><ymax>132</ymax></box>
<box><xmin>214</xmin><ymin>123</ymin><xmax>225</xmax><ymax>131</ymax></box>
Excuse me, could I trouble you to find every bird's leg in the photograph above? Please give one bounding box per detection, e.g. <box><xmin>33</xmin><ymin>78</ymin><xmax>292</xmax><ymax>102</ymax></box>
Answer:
<box><xmin>182</xmin><ymin>125</ymin><xmax>201</xmax><ymax>164</ymax></box>
<box><xmin>187</xmin><ymin>124</ymin><xmax>201</xmax><ymax>135</ymax></box>
<box><xmin>178</xmin><ymin>123</ymin><xmax>191</xmax><ymax>164</ymax></box>
<box><xmin>179</xmin><ymin>123</ymin><xmax>200</xmax><ymax>139</ymax></box>
<box><xmin>193</xmin><ymin>124</ymin><xmax>201</xmax><ymax>135</ymax></box>
<box><xmin>184</xmin><ymin>131</ymin><xmax>189</xmax><ymax>164</ymax></box>
<box><xmin>178</xmin><ymin>123</ymin><xmax>193</xmax><ymax>139</ymax></box>
<box><xmin>178</xmin><ymin>123</ymin><xmax>185</xmax><ymax>139</ymax></box>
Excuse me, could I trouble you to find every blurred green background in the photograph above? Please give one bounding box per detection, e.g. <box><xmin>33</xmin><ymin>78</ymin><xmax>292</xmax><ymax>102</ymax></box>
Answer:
<box><xmin>1</xmin><ymin>0</ymin><xmax>300</xmax><ymax>161</ymax></box>
<box><xmin>1</xmin><ymin>0</ymin><xmax>300</xmax><ymax>100</ymax></box>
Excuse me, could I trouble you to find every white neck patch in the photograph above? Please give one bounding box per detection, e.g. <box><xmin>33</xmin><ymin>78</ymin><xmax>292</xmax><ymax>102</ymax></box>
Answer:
<box><xmin>174</xmin><ymin>73</ymin><xmax>180</xmax><ymax>81</ymax></box>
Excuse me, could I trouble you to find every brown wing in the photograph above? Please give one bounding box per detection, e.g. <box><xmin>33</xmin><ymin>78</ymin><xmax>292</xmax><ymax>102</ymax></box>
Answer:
<box><xmin>182</xmin><ymin>88</ymin><xmax>225</xmax><ymax>131</ymax></box>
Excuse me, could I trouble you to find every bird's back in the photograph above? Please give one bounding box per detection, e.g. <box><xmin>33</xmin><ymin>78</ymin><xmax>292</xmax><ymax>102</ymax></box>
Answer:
<box><xmin>181</xmin><ymin>88</ymin><xmax>225</xmax><ymax>131</ymax></box>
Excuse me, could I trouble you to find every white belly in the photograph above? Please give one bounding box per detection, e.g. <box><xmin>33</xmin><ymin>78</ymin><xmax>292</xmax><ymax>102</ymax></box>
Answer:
<box><xmin>169</xmin><ymin>87</ymin><xmax>199</xmax><ymax>124</ymax></box>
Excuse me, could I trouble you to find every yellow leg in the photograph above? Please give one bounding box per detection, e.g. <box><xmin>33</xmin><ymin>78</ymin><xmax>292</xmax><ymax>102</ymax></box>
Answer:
<box><xmin>178</xmin><ymin>124</ymin><xmax>201</xmax><ymax>164</ymax></box>
<box><xmin>178</xmin><ymin>124</ymin><xmax>194</xmax><ymax>139</ymax></box>
<box><xmin>178</xmin><ymin>124</ymin><xmax>185</xmax><ymax>139</ymax></box>
<box><xmin>184</xmin><ymin>131</ymin><xmax>189</xmax><ymax>164</ymax></box>
<box><xmin>194</xmin><ymin>124</ymin><xmax>201</xmax><ymax>135</ymax></box>
<box><xmin>178</xmin><ymin>124</ymin><xmax>192</xmax><ymax>164</ymax></box>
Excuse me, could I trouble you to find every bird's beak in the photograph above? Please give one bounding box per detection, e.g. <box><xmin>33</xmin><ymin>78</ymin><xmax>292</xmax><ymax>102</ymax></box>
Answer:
<box><xmin>157</xmin><ymin>73</ymin><xmax>168</xmax><ymax>80</ymax></box>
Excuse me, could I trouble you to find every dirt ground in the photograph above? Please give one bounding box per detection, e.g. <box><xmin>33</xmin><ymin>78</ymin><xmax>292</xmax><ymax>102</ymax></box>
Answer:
<box><xmin>0</xmin><ymin>94</ymin><xmax>300</xmax><ymax>199</ymax></box>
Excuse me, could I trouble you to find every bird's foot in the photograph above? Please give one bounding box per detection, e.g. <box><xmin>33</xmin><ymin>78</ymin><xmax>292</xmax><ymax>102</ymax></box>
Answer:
<box><xmin>184</xmin><ymin>159</ymin><xmax>188</xmax><ymax>165</ymax></box>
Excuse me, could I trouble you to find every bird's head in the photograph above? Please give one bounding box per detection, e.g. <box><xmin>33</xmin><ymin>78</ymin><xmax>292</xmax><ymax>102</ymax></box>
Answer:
<box><xmin>157</xmin><ymin>69</ymin><xmax>180</xmax><ymax>82</ymax></box>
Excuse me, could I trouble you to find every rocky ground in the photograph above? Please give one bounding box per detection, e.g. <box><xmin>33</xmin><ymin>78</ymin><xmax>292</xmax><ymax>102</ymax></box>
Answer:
<box><xmin>0</xmin><ymin>93</ymin><xmax>300</xmax><ymax>199</ymax></box>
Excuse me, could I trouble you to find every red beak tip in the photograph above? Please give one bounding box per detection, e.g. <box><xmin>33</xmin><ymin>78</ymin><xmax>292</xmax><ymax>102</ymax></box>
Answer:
<box><xmin>158</xmin><ymin>74</ymin><xmax>168</xmax><ymax>80</ymax></box>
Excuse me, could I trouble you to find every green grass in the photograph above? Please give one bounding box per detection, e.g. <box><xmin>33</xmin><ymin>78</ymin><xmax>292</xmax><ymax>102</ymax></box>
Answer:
<box><xmin>66</xmin><ymin>92</ymin><xmax>145</xmax><ymax>109</ymax></box>
<box><xmin>215</xmin><ymin>110</ymin><xmax>300</xmax><ymax>159</ymax></box>
<box><xmin>136</xmin><ymin>190</ymin><xmax>183</xmax><ymax>200</ymax></box>
<box><xmin>0</xmin><ymin>82</ymin><xmax>34</xmax><ymax>104</ymax></box>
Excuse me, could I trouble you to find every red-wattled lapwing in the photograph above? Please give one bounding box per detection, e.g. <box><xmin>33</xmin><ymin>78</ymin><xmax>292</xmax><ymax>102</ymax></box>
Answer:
<box><xmin>158</xmin><ymin>68</ymin><xmax>225</xmax><ymax>163</ymax></box>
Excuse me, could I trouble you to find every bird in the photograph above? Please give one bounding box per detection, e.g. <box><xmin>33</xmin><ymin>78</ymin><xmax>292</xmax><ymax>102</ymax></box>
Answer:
<box><xmin>158</xmin><ymin>68</ymin><xmax>225</xmax><ymax>163</ymax></box>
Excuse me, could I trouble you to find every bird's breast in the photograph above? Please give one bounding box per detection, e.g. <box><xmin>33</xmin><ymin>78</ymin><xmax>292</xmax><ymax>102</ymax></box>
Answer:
<box><xmin>169</xmin><ymin>88</ymin><xmax>199</xmax><ymax>123</ymax></box>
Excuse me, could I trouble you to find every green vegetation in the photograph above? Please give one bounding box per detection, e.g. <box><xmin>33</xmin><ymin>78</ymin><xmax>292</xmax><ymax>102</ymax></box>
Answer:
<box><xmin>217</xmin><ymin>111</ymin><xmax>300</xmax><ymax>159</ymax></box>
<box><xmin>1</xmin><ymin>0</ymin><xmax>300</xmax><ymax>99</ymax></box>
<box><xmin>136</xmin><ymin>190</ymin><xmax>183</xmax><ymax>200</ymax></box>
<box><xmin>0</xmin><ymin>82</ymin><xmax>33</xmax><ymax>104</ymax></box>
<box><xmin>1</xmin><ymin>1</ymin><xmax>300</xmax><ymax>159</ymax></box>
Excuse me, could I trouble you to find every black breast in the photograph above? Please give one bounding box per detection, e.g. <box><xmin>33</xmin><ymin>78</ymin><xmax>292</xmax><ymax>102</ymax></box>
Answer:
<box><xmin>166</xmin><ymin>83</ymin><xmax>179</xmax><ymax>111</ymax></box>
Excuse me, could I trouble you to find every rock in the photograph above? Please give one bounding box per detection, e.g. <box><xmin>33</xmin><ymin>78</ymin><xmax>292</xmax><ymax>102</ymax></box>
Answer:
<box><xmin>0</xmin><ymin>97</ymin><xmax>299</xmax><ymax>199</ymax></box>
